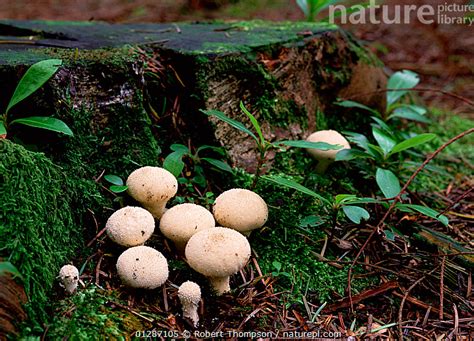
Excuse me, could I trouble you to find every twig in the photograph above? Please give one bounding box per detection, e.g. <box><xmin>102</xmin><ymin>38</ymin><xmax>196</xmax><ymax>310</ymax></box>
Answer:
<box><xmin>343</xmin><ymin>87</ymin><xmax>474</xmax><ymax>108</ymax></box>
<box><xmin>437</xmin><ymin>186</ymin><xmax>473</xmax><ymax>217</ymax></box>
<box><xmin>397</xmin><ymin>267</ymin><xmax>438</xmax><ymax>340</ymax></box>
<box><xmin>447</xmin><ymin>304</ymin><xmax>459</xmax><ymax>340</ymax></box>
<box><xmin>440</xmin><ymin>256</ymin><xmax>446</xmax><ymax>320</ymax></box>
<box><xmin>347</xmin><ymin>128</ymin><xmax>474</xmax><ymax>311</ymax></box>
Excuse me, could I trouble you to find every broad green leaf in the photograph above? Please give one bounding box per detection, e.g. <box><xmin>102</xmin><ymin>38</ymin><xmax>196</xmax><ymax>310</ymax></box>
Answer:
<box><xmin>201</xmin><ymin>157</ymin><xmax>233</xmax><ymax>173</ymax></box>
<box><xmin>336</xmin><ymin>100</ymin><xmax>380</xmax><ymax>116</ymax></box>
<box><xmin>388</xmin><ymin>133</ymin><xmax>436</xmax><ymax>155</ymax></box>
<box><xmin>371</xmin><ymin>116</ymin><xmax>393</xmax><ymax>135</ymax></box>
<box><xmin>344</xmin><ymin>132</ymin><xmax>370</xmax><ymax>151</ymax></box>
<box><xmin>372</xmin><ymin>127</ymin><xmax>396</xmax><ymax>156</ymax></box>
<box><xmin>0</xmin><ymin>261</ymin><xmax>22</xmax><ymax>279</ymax></box>
<box><xmin>335</xmin><ymin>149</ymin><xmax>371</xmax><ymax>161</ymax></box>
<box><xmin>275</xmin><ymin>140</ymin><xmax>342</xmax><ymax>150</ymax></box>
<box><xmin>201</xmin><ymin>109</ymin><xmax>258</xmax><ymax>142</ymax></box>
<box><xmin>335</xmin><ymin>194</ymin><xmax>357</xmax><ymax>205</ymax></box>
<box><xmin>376</xmin><ymin>168</ymin><xmax>401</xmax><ymax>199</ymax></box>
<box><xmin>10</xmin><ymin>116</ymin><xmax>73</xmax><ymax>136</ymax></box>
<box><xmin>387</xmin><ymin>70</ymin><xmax>420</xmax><ymax>106</ymax></box>
<box><xmin>342</xmin><ymin>205</ymin><xmax>370</xmax><ymax>224</ymax></box>
<box><xmin>196</xmin><ymin>145</ymin><xmax>226</xmax><ymax>156</ymax></box>
<box><xmin>299</xmin><ymin>215</ymin><xmax>324</xmax><ymax>228</ymax></box>
<box><xmin>240</xmin><ymin>101</ymin><xmax>265</xmax><ymax>147</ymax></box>
<box><xmin>104</xmin><ymin>174</ymin><xmax>123</xmax><ymax>186</ymax></box>
<box><xmin>0</xmin><ymin>121</ymin><xmax>6</xmax><ymax>136</ymax></box>
<box><xmin>6</xmin><ymin>59</ymin><xmax>62</xmax><ymax>113</ymax></box>
<box><xmin>261</xmin><ymin>175</ymin><xmax>331</xmax><ymax>205</ymax></box>
<box><xmin>110</xmin><ymin>185</ymin><xmax>128</xmax><ymax>193</ymax></box>
<box><xmin>170</xmin><ymin>144</ymin><xmax>189</xmax><ymax>153</ymax></box>
<box><xmin>367</xmin><ymin>143</ymin><xmax>385</xmax><ymax>159</ymax></box>
<box><xmin>402</xmin><ymin>204</ymin><xmax>449</xmax><ymax>226</ymax></box>
<box><xmin>389</xmin><ymin>105</ymin><xmax>430</xmax><ymax>123</ymax></box>
<box><xmin>163</xmin><ymin>151</ymin><xmax>186</xmax><ymax>177</ymax></box>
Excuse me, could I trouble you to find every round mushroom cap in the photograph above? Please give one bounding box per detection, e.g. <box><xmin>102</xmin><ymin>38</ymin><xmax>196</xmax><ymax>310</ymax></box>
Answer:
<box><xmin>306</xmin><ymin>130</ymin><xmax>350</xmax><ymax>160</ymax></box>
<box><xmin>106</xmin><ymin>206</ymin><xmax>155</xmax><ymax>247</ymax></box>
<box><xmin>178</xmin><ymin>281</ymin><xmax>201</xmax><ymax>305</ymax></box>
<box><xmin>116</xmin><ymin>246</ymin><xmax>168</xmax><ymax>289</ymax></box>
<box><xmin>213</xmin><ymin>189</ymin><xmax>268</xmax><ymax>233</ymax></box>
<box><xmin>185</xmin><ymin>227</ymin><xmax>251</xmax><ymax>278</ymax></box>
<box><xmin>126</xmin><ymin>166</ymin><xmax>178</xmax><ymax>205</ymax></box>
<box><xmin>159</xmin><ymin>203</ymin><xmax>215</xmax><ymax>246</ymax></box>
<box><xmin>59</xmin><ymin>265</ymin><xmax>79</xmax><ymax>281</ymax></box>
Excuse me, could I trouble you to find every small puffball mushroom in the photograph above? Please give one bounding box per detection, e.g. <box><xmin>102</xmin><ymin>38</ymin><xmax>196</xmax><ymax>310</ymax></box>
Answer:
<box><xmin>178</xmin><ymin>281</ymin><xmax>201</xmax><ymax>327</ymax></box>
<box><xmin>126</xmin><ymin>166</ymin><xmax>178</xmax><ymax>219</ymax></box>
<box><xmin>159</xmin><ymin>203</ymin><xmax>215</xmax><ymax>253</ymax></box>
<box><xmin>306</xmin><ymin>130</ymin><xmax>351</xmax><ymax>174</ymax></box>
<box><xmin>106</xmin><ymin>206</ymin><xmax>155</xmax><ymax>247</ymax></box>
<box><xmin>213</xmin><ymin>188</ymin><xmax>268</xmax><ymax>236</ymax></box>
<box><xmin>59</xmin><ymin>265</ymin><xmax>79</xmax><ymax>294</ymax></box>
<box><xmin>185</xmin><ymin>227</ymin><xmax>251</xmax><ymax>295</ymax></box>
<box><xmin>116</xmin><ymin>246</ymin><xmax>168</xmax><ymax>289</ymax></box>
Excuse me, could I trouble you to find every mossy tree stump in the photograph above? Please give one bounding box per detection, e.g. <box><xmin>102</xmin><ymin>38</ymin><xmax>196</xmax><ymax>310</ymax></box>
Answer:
<box><xmin>0</xmin><ymin>19</ymin><xmax>386</xmax><ymax>336</ymax></box>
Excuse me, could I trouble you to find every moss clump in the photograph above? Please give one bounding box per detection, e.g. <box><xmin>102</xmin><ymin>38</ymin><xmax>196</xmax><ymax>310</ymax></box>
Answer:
<box><xmin>0</xmin><ymin>140</ymin><xmax>105</xmax><ymax>330</ymax></box>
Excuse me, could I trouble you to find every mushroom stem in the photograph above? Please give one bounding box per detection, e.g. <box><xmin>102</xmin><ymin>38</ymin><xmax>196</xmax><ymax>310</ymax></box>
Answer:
<box><xmin>144</xmin><ymin>203</ymin><xmax>167</xmax><ymax>219</ymax></box>
<box><xmin>209</xmin><ymin>276</ymin><xmax>231</xmax><ymax>295</ymax></box>
<box><xmin>182</xmin><ymin>302</ymin><xmax>199</xmax><ymax>327</ymax></box>
<box><xmin>174</xmin><ymin>240</ymin><xmax>187</xmax><ymax>254</ymax></box>
<box><xmin>315</xmin><ymin>159</ymin><xmax>332</xmax><ymax>174</ymax></box>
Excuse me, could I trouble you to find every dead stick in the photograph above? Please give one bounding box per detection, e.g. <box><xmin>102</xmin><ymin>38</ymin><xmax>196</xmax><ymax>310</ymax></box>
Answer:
<box><xmin>342</xmin><ymin>87</ymin><xmax>474</xmax><ymax>108</ymax></box>
<box><xmin>440</xmin><ymin>256</ymin><xmax>446</xmax><ymax>320</ymax></box>
<box><xmin>392</xmin><ymin>292</ymin><xmax>453</xmax><ymax>320</ymax></box>
<box><xmin>347</xmin><ymin>128</ymin><xmax>474</xmax><ymax>311</ymax></box>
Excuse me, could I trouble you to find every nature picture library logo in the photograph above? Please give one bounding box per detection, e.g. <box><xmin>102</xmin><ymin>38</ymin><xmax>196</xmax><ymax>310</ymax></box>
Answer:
<box><xmin>328</xmin><ymin>0</ymin><xmax>474</xmax><ymax>26</ymax></box>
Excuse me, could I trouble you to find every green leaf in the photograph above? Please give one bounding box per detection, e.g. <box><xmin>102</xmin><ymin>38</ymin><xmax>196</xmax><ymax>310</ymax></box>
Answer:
<box><xmin>6</xmin><ymin>59</ymin><xmax>62</xmax><ymax>113</ymax></box>
<box><xmin>403</xmin><ymin>204</ymin><xmax>449</xmax><ymax>226</ymax></box>
<box><xmin>299</xmin><ymin>215</ymin><xmax>324</xmax><ymax>228</ymax></box>
<box><xmin>163</xmin><ymin>151</ymin><xmax>186</xmax><ymax>177</ymax></box>
<box><xmin>110</xmin><ymin>185</ymin><xmax>128</xmax><ymax>193</ymax></box>
<box><xmin>371</xmin><ymin>116</ymin><xmax>393</xmax><ymax>135</ymax></box>
<box><xmin>275</xmin><ymin>140</ymin><xmax>342</xmax><ymax>150</ymax></box>
<box><xmin>334</xmin><ymin>149</ymin><xmax>371</xmax><ymax>161</ymax></box>
<box><xmin>372</xmin><ymin>127</ymin><xmax>396</xmax><ymax>156</ymax></box>
<box><xmin>388</xmin><ymin>105</ymin><xmax>430</xmax><ymax>123</ymax></box>
<box><xmin>104</xmin><ymin>174</ymin><xmax>124</xmax><ymax>186</ymax></box>
<box><xmin>201</xmin><ymin>157</ymin><xmax>233</xmax><ymax>173</ymax></box>
<box><xmin>201</xmin><ymin>109</ymin><xmax>258</xmax><ymax>142</ymax></box>
<box><xmin>0</xmin><ymin>121</ymin><xmax>6</xmax><ymax>136</ymax></box>
<box><xmin>336</xmin><ymin>100</ymin><xmax>380</xmax><ymax>116</ymax></box>
<box><xmin>344</xmin><ymin>132</ymin><xmax>370</xmax><ymax>151</ymax></box>
<box><xmin>376</xmin><ymin>168</ymin><xmax>401</xmax><ymax>199</ymax></box>
<box><xmin>240</xmin><ymin>101</ymin><xmax>265</xmax><ymax>147</ymax></box>
<box><xmin>170</xmin><ymin>144</ymin><xmax>189</xmax><ymax>153</ymax></box>
<box><xmin>342</xmin><ymin>205</ymin><xmax>370</xmax><ymax>224</ymax></box>
<box><xmin>0</xmin><ymin>261</ymin><xmax>22</xmax><ymax>279</ymax></box>
<box><xmin>388</xmin><ymin>133</ymin><xmax>436</xmax><ymax>156</ymax></box>
<box><xmin>335</xmin><ymin>194</ymin><xmax>357</xmax><ymax>205</ymax></box>
<box><xmin>10</xmin><ymin>116</ymin><xmax>73</xmax><ymax>136</ymax></box>
<box><xmin>386</xmin><ymin>70</ymin><xmax>420</xmax><ymax>106</ymax></box>
<box><xmin>196</xmin><ymin>145</ymin><xmax>226</xmax><ymax>156</ymax></box>
<box><xmin>261</xmin><ymin>175</ymin><xmax>331</xmax><ymax>205</ymax></box>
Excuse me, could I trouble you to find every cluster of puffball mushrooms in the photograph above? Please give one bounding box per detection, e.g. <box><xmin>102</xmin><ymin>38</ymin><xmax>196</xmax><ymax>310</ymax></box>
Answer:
<box><xmin>58</xmin><ymin>130</ymin><xmax>350</xmax><ymax>327</ymax></box>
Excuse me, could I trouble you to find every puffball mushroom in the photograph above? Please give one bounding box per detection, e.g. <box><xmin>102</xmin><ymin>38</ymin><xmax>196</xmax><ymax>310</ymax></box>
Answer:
<box><xmin>59</xmin><ymin>265</ymin><xmax>79</xmax><ymax>295</ymax></box>
<box><xmin>116</xmin><ymin>246</ymin><xmax>168</xmax><ymax>289</ymax></box>
<box><xmin>126</xmin><ymin>166</ymin><xmax>178</xmax><ymax>219</ymax></box>
<box><xmin>306</xmin><ymin>130</ymin><xmax>351</xmax><ymax>174</ymax></box>
<box><xmin>178</xmin><ymin>281</ymin><xmax>201</xmax><ymax>327</ymax></box>
<box><xmin>213</xmin><ymin>188</ymin><xmax>268</xmax><ymax>236</ymax></box>
<box><xmin>106</xmin><ymin>206</ymin><xmax>155</xmax><ymax>247</ymax></box>
<box><xmin>159</xmin><ymin>203</ymin><xmax>215</xmax><ymax>253</ymax></box>
<box><xmin>185</xmin><ymin>227</ymin><xmax>251</xmax><ymax>295</ymax></box>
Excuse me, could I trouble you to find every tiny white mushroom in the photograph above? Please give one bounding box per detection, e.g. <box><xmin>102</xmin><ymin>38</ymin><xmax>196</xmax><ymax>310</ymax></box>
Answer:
<box><xmin>185</xmin><ymin>227</ymin><xmax>251</xmax><ymax>295</ymax></box>
<box><xmin>159</xmin><ymin>203</ymin><xmax>215</xmax><ymax>253</ymax></box>
<box><xmin>106</xmin><ymin>206</ymin><xmax>155</xmax><ymax>247</ymax></box>
<box><xmin>59</xmin><ymin>265</ymin><xmax>79</xmax><ymax>295</ymax></box>
<box><xmin>116</xmin><ymin>246</ymin><xmax>168</xmax><ymax>289</ymax></box>
<box><xmin>178</xmin><ymin>281</ymin><xmax>201</xmax><ymax>327</ymax></box>
<box><xmin>306</xmin><ymin>130</ymin><xmax>351</xmax><ymax>174</ymax></box>
<box><xmin>126</xmin><ymin>166</ymin><xmax>178</xmax><ymax>219</ymax></box>
<box><xmin>213</xmin><ymin>188</ymin><xmax>268</xmax><ymax>236</ymax></box>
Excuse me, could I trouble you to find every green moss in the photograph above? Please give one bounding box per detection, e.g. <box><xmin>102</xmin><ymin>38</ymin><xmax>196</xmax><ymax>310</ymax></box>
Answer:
<box><xmin>45</xmin><ymin>286</ymin><xmax>146</xmax><ymax>340</ymax></box>
<box><xmin>42</xmin><ymin>46</ymin><xmax>136</xmax><ymax>67</ymax></box>
<box><xmin>0</xmin><ymin>140</ymin><xmax>105</xmax><ymax>329</ymax></box>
